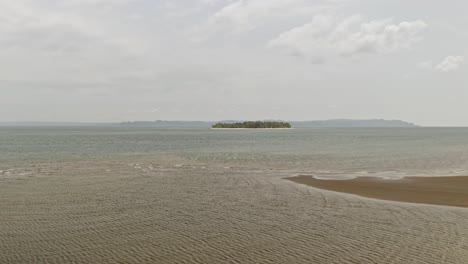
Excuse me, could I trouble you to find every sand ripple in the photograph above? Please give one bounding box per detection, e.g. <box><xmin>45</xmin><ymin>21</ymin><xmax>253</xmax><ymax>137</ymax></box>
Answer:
<box><xmin>1</xmin><ymin>159</ymin><xmax>468</xmax><ymax>263</ymax></box>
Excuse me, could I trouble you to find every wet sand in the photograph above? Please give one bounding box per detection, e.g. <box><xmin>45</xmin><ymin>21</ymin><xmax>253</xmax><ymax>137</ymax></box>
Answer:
<box><xmin>2</xmin><ymin>159</ymin><xmax>468</xmax><ymax>263</ymax></box>
<box><xmin>286</xmin><ymin>175</ymin><xmax>468</xmax><ymax>208</ymax></box>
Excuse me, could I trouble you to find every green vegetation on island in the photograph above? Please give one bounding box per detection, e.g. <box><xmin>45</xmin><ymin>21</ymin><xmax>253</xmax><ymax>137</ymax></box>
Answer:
<box><xmin>212</xmin><ymin>121</ymin><xmax>291</xmax><ymax>129</ymax></box>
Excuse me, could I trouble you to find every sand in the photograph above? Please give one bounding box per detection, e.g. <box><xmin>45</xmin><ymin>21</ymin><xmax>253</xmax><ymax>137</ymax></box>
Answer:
<box><xmin>2</xmin><ymin>159</ymin><xmax>468</xmax><ymax>263</ymax></box>
<box><xmin>286</xmin><ymin>175</ymin><xmax>468</xmax><ymax>208</ymax></box>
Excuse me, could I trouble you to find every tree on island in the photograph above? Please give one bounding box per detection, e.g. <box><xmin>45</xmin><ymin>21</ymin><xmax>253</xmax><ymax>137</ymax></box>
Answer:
<box><xmin>212</xmin><ymin>121</ymin><xmax>291</xmax><ymax>129</ymax></box>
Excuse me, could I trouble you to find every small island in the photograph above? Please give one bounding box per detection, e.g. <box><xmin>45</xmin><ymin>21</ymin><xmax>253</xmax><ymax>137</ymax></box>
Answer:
<box><xmin>212</xmin><ymin>121</ymin><xmax>291</xmax><ymax>129</ymax></box>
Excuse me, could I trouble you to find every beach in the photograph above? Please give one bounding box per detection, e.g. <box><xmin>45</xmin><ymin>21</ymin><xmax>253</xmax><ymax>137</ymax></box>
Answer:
<box><xmin>286</xmin><ymin>175</ymin><xmax>468</xmax><ymax>208</ymax></box>
<box><xmin>2</xmin><ymin>158</ymin><xmax>468</xmax><ymax>263</ymax></box>
<box><xmin>1</xmin><ymin>127</ymin><xmax>468</xmax><ymax>263</ymax></box>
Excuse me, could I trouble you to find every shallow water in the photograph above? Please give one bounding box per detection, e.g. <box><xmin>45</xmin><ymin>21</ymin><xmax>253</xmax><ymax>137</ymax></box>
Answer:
<box><xmin>1</xmin><ymin>127</ymin><xmax>468</xmax><ymax>263</ymax></box>
<box><xmin>3</xmin><ymin>127</ymin><xmax>468</xmax><ymax>178</ymax></box>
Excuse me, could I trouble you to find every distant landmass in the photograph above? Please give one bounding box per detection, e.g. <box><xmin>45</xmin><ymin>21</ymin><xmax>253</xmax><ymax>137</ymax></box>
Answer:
<box><xmin>119</xmin><ymin>120</ymin><xmax>212</xmax><ymax>127</ymax></box>
<box><xmin>212</xmin><ymin>121</ymin><xmax>291</xmax><ymax>129</ymax></box>
<box><xmin>120</xmin><ymin>119</ymin><xmax>417</xmax><ymax>128</ymax></box>
<box><xmin>291</xmin><ymin>119</ymin><xmax>417</xmax><ymax>128</ymax></box>
<box><xmin>0</xmin><ymin>121</ymin><xmax>103</xmax><ymax>127</ymax></box>
<box><xmin>0</xmin><ymin>119</ymin><xmax>417</xmax><ymax>128</ymax></box>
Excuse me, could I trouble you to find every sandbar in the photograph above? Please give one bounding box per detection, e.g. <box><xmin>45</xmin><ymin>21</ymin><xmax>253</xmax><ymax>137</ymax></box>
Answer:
<box><xmin>286</xmin><ymin>175</ymin><xmax>468</xmax><ymax>208</ymax></box>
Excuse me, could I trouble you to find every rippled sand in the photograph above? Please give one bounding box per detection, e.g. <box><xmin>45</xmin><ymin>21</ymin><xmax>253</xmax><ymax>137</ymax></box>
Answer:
<box><xmin>1</xmin><ymin>157</ymin><xmax>468</xmax><ymax>263</ymax></box>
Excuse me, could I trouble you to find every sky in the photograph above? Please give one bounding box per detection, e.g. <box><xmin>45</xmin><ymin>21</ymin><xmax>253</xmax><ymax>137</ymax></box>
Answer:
<box><xmin>0</xmin><ymin>0</ymin><xmax>467</xmax><ymax>126</ymax></box>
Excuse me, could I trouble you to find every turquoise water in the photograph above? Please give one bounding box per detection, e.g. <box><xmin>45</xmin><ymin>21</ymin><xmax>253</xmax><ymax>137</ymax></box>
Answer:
<box><xmin>2</xmin><ymin>127</ymin><xmax>468</xmax><ymax>178</ymax></box>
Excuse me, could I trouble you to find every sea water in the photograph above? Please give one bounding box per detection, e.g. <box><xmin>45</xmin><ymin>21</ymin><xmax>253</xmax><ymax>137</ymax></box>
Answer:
<box><xmin>2</xmin><ymin>126</ymin><xmax>468</xmax><ymax>178</ymax></box>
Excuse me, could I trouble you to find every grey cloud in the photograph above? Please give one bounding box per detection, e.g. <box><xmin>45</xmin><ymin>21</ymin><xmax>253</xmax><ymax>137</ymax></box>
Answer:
<box><xmin>0</xmin><ymin>1</ymin><xmax>149</xmax><ymax>56</ymax></box>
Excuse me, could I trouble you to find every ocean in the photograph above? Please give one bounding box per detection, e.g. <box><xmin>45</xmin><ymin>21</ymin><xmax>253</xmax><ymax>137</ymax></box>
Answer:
<box><xmin>3</xmin><ymin>127</ymin><xmax>468</xmax><ymax>178</ymax></box>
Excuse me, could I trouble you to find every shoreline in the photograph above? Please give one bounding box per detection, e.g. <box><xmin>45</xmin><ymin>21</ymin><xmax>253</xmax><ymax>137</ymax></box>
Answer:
<box><xmin>210</xmin><ymin>128</ymin><xmax>293</xmax><ymax>130</ymax></box>
<box><xmin>285</xmin><ymin>175</ymin><xmax>468</xmax><ymax>208</ymax></box>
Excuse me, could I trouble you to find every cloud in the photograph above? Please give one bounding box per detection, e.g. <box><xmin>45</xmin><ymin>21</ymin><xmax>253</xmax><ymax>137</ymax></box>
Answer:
<box><xmin>199</xmin><ymin>0</ymin><xmax>228</xmax><ymax>4</ymax></box>
<box><xmin>418</xmin><ymin>56</ymin><xmax>464</xmax><ymax>72</ymax></box>
<box><xmin>268</xmin><ymin>15</ymin><xmax>427</xmax><ymax>63</ymax></box>
<box><xmin>0</xmin><ymin>2</ymin><xmax>87</xmax><ymax>52</ymax></box>
<box><xmin>195</xmin><ymin>0</ymin><xmax>333</xmax><ymax>37</ymax></box>
<box><xmin>60</xmin><ymin>0</ymin><xmax>137</xmax><ymax>6</ymax></box>
<box><xmin>435</xmin><ymin>55</ymin><xmax>464</xmax><ymax>72</ymax></box>
<box><xmin>0</xmin><ymin>1</ymin><xmax>147</xmax><ymax>56</ymax></box>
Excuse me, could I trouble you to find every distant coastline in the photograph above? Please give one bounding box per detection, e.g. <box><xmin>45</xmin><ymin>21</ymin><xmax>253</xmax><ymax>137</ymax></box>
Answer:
<box><xmin>0</xmin><ymin>119</ymin><xmax>418</xmax><ymax>128</ymax></box>
<box><xmin>118</xmin><ymin>119</ymin><xmax>418</xmax><ymax>128</ymax></box>
<box><xmin>212</xmin><ymin>121</ymin><xmax>291</xmax><ymax>129</ymax></box>
<box><xmin>211</xmin><ymin>127</ymin><xmax>293</xmax><ymax>130</ymax></box>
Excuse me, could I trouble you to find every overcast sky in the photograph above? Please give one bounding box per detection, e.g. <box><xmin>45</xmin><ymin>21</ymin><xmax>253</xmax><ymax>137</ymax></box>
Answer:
<box><xmin>1</xmin><ymin>0</ymin><xmax>467</xmax><ymax>125</ymax></box>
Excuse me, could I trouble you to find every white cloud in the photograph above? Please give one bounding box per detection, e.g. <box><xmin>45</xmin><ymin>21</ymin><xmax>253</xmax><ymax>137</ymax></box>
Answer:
<box><xmin>435</xmin><ymin>56</ymin><xmax>464</xmax><ymax>72</ymax></box>
<box><xmin>197</xmin><ymin>0</ymin><xmax>332</xmax><ymax>36</ymax></box>
<box><xmin>268</xmin><ymin>15</ymin><xmax>427</xmax><ymax>63</ymax></box>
